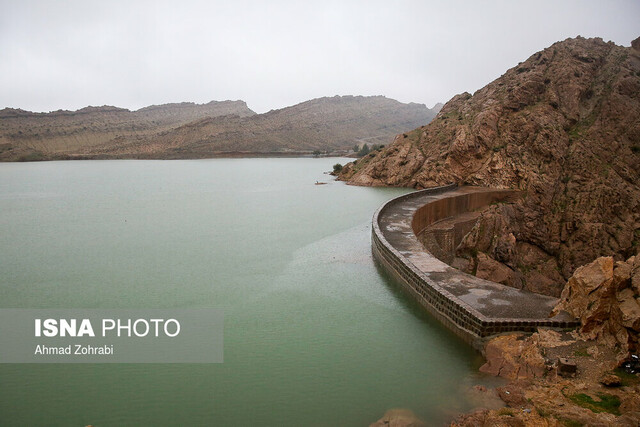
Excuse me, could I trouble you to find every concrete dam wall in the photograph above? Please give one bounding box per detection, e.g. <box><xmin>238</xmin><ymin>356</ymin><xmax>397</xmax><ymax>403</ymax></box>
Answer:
<box><xmin>371</xmin><ymin>185</ymin><xmax>577</xmax><ymax>350</ymax></box>
<box><xmin>412</xmin><ymin>189</ymin><xmax>521</xmax><ymax>265</ymax></box>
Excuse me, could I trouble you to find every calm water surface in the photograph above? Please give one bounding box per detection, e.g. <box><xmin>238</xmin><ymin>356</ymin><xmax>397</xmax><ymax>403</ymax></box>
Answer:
<box><xmin>0</xmin><ymin>159</ymin><xmax>490</xmax><ymax>426</ymax></box>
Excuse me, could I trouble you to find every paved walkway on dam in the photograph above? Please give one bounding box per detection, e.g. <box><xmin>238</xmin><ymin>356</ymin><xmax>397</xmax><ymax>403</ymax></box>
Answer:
<box><xmin>374</xmin><ymin>185</ymin><xmax>577</xmax><ymax>337</ymax></box>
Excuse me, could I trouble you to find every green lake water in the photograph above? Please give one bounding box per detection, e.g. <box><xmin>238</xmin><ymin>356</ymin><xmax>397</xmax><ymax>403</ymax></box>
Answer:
<box><xmin>0</xmin><ymin>158</ymin><xmax>492</xmax><ymax>426</ymax></box>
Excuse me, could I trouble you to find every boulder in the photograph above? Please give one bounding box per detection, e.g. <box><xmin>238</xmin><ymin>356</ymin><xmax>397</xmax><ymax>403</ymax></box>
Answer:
<box><xmin>553</xmin><ymin>256</ymin><xmax>640</xmax><ymax>355</ymax></box>
<box><xmin>480</xmin><ymin>334</ymin><xmax>546</xmax><ymax>379</ymax></box>
<box><xmin>618</xmin><ymin>289</ymin><xmax>640</xmax><ymax>331</ymax></box>
<box><xmin>600</xmin><ymin>374</ymin><xmax>622</xmax><ymax>387</ymax></box>
<box><xmin>557</xmin><ymin>358</ymin><xmax>577</xmax><ymax>377</ymax></box>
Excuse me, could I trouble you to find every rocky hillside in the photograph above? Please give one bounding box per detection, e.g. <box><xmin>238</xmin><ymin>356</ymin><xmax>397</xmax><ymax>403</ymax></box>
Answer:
<box><xmin>0</xmin><ymin>100</ymin><xmax>255</xmax><ymax>161</ymax></box>
<box><xmin>0</xmin><ymin>96</ymin><xmax>436</xmax><ymax>161</ymax></box>
<box><xmin>79</xmin><ymin>95</ymin><xmax>437</xmax><ymax>159</ymax></box>
<box><xmin>341</xmin><ymin>36</ymin><xmax>640</xmax><ymax>296</ymax></box>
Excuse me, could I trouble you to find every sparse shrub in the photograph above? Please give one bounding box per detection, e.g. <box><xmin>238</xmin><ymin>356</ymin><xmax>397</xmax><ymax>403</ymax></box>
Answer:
<box><xmin>332</xmin><ymin>163</ymin><xmax>342</xmax><ymax>174</ymax></box>
<box><xmin>18</xmin><ymin>151</ymin><xmax>45</xmax><ymax>162</ymax></box>
<box><xmin>357</xmin><ymin>144</ymin><xmax>370</xmax><ymax>157</ymax></box>
<box><xmin>497</xmin><ymin>408</ymin><xmax>514</xmax><ymax>416</ymax></box>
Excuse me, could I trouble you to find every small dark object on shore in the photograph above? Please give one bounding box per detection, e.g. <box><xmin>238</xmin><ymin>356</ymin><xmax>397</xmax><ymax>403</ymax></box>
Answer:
<box><xmin>620</xmin><ymin>354</ymin><xmax>639</xmax><ymax>374</ymax></box>
<box><xmin>557</xmin><ymin>357</ymin><xmax>577</xmax><ymax>377</ymax></box>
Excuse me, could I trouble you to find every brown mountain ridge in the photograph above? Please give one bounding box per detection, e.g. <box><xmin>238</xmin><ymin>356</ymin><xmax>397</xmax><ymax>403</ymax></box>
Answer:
<box><xmin>0</xmin><ymin>100</ymin><xmax>255</xmax><ymax>161</ymax></box>
<box><xmin>0</xmin><ymin>96</ymin><xmax>438</xmax><ymax>161</ymax></box>
<box><xmin>341</xmin><ymin>36</ymin><xmax>640</xmax><ymax>296</ymax></box>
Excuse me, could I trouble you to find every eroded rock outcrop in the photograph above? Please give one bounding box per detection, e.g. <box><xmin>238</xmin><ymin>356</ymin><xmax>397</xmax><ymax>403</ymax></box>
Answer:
<box><xmin>342</xmin><ymin>36</ymin><xmax>640</xmax><ymax>296</ymax></box>
<box><xmin>552</xmin><ymin>255</ymin><xmax>640</xmax><ymax>355</ymax></box>
<box><xmin>479</xmin><ymin>333</ymin><xmax>548</xmax><ymax>380</ymax></box>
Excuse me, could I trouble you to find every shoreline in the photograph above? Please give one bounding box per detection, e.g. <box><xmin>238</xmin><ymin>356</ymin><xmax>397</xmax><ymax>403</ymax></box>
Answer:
<box><xmin>368</xmin><ymin>186</ymin><xmax>640</xmax><ymax>426</ymax></box>
<box><xmin>0</xmin><ymin>151</ymin><xmax>357</xmax><ymax>162</ymax></box>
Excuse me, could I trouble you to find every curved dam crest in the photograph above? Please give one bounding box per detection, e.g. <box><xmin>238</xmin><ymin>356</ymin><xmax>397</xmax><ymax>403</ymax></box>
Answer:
<box><xmin>372</xmin><ymin>184</ymin><xmax>578</xmax><ymax>349</ymax></box>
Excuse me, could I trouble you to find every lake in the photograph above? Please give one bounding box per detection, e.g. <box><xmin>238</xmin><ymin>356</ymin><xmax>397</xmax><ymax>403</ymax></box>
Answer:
<box><xmin>0</xmin><ymin>158</ymin><xmax>491</xmax><ymax>426</ymax></box>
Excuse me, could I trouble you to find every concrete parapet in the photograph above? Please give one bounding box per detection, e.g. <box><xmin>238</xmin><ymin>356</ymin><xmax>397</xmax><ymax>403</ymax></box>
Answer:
<box><xmin>371</xmin><ymin>185</ymin><xmax>578</xmax><ymax>350</ymax></box>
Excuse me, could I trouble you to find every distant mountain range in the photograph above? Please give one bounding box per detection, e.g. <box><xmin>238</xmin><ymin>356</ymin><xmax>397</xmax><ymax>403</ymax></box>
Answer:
<box><xmin>0</xmin><ymin>96</ymin><xmax>440</xmax><ymax>161</ymax></box>
<box><xmin>0</xmin><ymin>101</ymin><xmax>254</xmax><ymax>161</ymax></box>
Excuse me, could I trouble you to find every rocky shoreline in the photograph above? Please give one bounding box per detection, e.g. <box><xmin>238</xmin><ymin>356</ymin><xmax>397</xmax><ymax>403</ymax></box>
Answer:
<box><xmin>452</xmin><ymin>255</ymin><xmax>640</xmax><ymax>426</ymax></box>
<box><xmin>369</xmin><ymin>256</ymin><xmax>640</xmax><ymax>426</ymax></box>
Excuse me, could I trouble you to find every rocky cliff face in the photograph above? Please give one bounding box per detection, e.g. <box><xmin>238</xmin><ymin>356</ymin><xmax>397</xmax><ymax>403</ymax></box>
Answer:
<box><xmin>343</xmin><ymin>37</ymin><xmax>640</xmax><ymax>296</ymax></box>
<box><xmin>0</xmin><ymin>100</ymin><xmax>255</xmax><ymax>161</ymax></box>
<box><xmin>81</xmin><ymin>95</ymin><xmax>437</xmax><ymax>158</ymax></box>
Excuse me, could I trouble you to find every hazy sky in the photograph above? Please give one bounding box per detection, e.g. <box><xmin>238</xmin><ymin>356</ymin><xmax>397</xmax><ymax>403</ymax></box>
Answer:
<box><xmin>1</xmin><ymin>0</ymin><xmax>638</xmax><ymax>113</ymax></box>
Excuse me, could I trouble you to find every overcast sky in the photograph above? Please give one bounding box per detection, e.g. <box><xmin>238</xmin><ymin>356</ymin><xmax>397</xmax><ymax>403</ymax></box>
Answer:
<box><xmin>1</xmin><ymin>0</ymin><xmax>638</xmax><ymax>114</ymax></box>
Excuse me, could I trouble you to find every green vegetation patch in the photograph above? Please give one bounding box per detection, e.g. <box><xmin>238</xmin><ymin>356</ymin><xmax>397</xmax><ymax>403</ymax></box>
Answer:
<box><xmin>573</xmin><ymin>349</ymin><xmax>590</xmax><ymax>357</ymax></box>
<box><xmin>560</xmin><ymin>419</ymin><xmax>584</xmax><ymax>427</ymax></box>
<box><xmin>613</xmin><ymin>368</ymin><xmax>640</xmax><ymax>387</ymax></box>
<box><xmin>354</xmin><ymin>143</ymin><xmax>384</xmax><ymax>157</ymax></box>
<box><xmin>357</xmin><ymin>144</ymin><xmax>371</xmax><ymax>157</ymax></box>
<box><xmin>568</xmin><ymin>393</ymin><xmax>621</xmax><ymax>415</ymax></box>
